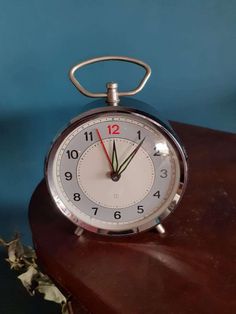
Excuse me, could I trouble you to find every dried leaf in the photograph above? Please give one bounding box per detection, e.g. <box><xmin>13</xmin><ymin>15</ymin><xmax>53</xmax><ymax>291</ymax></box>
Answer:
<box><xmin>0</xmin><ymin>234</ymin><xmax>68</xmax><ymax>314</ymax></box>
<box><xmin>62</xmin><ymin>302</ymin><xmax>71</xmax><ymax>314</ymax></box>
<box><xmin>18</xmin><ymin>266</ymin><xmax>38</xmax><ymax>295</ymax></box>
<box><xmin>0</xmin><ymin>238</ymin><xmax>6</xmax><ymax>246</ymax></box>
<box><xmin>22</xmin><ymin>245</ymin><xmax>37</xmax><ymax>260</ymax></box>
<box><xmin>37</xmin><ymin>280</ymin><xmax>66</xmax><ymax>304</ymax></box>
<box><xmin>7</xmin><ymin>241</ymin><xmax>24</xmax><ymax>270</ymax></box>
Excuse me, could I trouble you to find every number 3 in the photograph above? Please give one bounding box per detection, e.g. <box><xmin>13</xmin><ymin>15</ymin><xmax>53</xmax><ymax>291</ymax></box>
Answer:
<box><xmin>160</xmin><ymin>169</ymin><xmax>168</xmax><ymax>178</ymax></box>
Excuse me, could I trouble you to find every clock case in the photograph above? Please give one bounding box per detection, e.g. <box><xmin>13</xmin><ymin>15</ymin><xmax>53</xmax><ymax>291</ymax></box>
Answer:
<box><xmin>45</xmin><ymin>97</ymin><xmax>188</xmax><ymax>237</ymax></box>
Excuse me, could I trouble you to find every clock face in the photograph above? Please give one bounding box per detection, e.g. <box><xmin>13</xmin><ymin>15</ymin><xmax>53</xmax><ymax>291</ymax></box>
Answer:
<box><xmin>46</xmin><ymin>108</ymin><xmax>186</xmax><ymax>234</ymax></box>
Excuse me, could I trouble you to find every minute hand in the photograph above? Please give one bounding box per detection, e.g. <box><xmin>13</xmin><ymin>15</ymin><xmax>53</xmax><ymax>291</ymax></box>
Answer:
<box><xmin>117</xmin><ymin>138</ymin><xmax>145</xmax><ymax>176</ymax></box>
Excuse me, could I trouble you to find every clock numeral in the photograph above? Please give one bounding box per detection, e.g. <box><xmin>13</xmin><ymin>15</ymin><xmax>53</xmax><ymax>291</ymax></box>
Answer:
<box><xmin>137</xmin><ymin>205</ymin><xmax>144</xmax><ymax>214</ymax></box>
<box><xmin>66</xmin><ymin>150</ymin><xmax>79</xmax><ymax>159</ymax></box>
<box><xmin>92</xmin><ymin>207</ymin><xmax>98</xmax><ymax>215</ymax></box>
<box><xmin>84</xmin><ymin>131</ymin><xmax>93</xmax><ymax>141</ymax></box>
<box><xmin>114</xmin><ymin>211</ymin><xmax>121</xmax><ymax>219</ymax></box>
<box><xmin>65</xmin><ymin>172</ymin><xmax>72</xmax><ymax>181</ymax></box>
<box><xmin>153</xmin><ymin>190</ymin><xmax>161</xmax><ymax>198</ymax></box>
<box><xmin>137</xmin><ymin>130</ymin><xmax>141</xmax><ymax>140</ymax></box>
<box><xmin>108</xmin><ymin>124</ymin><xmax>120</xmax><ymax>135</ymax></box>
<box><xmin>73</xmin><ymin>193</ymin><xmax>81</xmax><ymax>201</ymax></box>
<box><xmin>160</xmin><ymin>169</ymin><xmax>168</xmax><ymax>178</ymax></box>
<box><xmin>153</xmin><ymin>148</ymin><xmax>161</xmax><ymax>157</ymax></box>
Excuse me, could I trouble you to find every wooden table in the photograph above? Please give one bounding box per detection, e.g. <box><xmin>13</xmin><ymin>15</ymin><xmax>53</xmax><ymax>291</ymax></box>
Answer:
<box><xmin>29</xmin><ymin>122</ymin><xmax>236</xmax><ymax>314</ymax></box>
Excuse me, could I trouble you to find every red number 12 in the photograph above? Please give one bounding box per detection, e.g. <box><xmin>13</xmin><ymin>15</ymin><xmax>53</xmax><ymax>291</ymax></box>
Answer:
<box><xmin>107</xmin><ymin>124</ymin><xmax>120</xmax><ymax>135</ymax></box>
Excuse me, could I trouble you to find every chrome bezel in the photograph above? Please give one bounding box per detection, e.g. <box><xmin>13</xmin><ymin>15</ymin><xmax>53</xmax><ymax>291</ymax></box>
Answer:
<box><xmin>45</xmin><ymin>106</ymin><xmax>188</xmax><ymax>236</ymax></box>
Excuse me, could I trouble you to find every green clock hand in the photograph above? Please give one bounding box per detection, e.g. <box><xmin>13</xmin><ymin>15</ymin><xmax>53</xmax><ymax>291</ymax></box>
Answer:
<box><xmin>111</xmin><ymin>140</ymin><xmax>119</xmax><ymax>172</ymax></box>
<box><xmin>117</xmin><ymin>138</ymin><xmax>145</xmax><ymax>176</ymax></box>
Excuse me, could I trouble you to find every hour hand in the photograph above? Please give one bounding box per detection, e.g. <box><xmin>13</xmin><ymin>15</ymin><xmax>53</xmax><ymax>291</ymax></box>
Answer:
<box><xmin>110</xmin><ymin>140</ymin><xmax>121</xmax><ymax>182</ymax></box>
<box><xmin>112</xmin><ymin>140</ymin><xmax>119</xmax><ymax>173</ymax></box>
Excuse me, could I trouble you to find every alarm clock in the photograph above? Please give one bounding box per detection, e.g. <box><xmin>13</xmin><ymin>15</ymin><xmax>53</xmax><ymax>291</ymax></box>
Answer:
<box><xmin>45</xmin><ymin>56</ymin><xmax>188</xmax><ymax>236</ymax></box>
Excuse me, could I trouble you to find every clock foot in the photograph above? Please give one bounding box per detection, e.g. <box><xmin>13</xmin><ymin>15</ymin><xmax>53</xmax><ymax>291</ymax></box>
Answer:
<box><xmin>74</xmin><ymin>226</ymin><xmax>84</xmax><ymax>237</ymax></box>
<box><xmin>156</xmin><ymin>223</ymin><xmax>166</xmax><ymax>235</ymax></box>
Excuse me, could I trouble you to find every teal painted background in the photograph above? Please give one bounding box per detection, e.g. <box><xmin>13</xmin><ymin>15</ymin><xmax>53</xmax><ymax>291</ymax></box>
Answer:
<box><xmin>0</xmin><ymin>1</ymin><xmax>236</xmax><ymax>312</ymax></box>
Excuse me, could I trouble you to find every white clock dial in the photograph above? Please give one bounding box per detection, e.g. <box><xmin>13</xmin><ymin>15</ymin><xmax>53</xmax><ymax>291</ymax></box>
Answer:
<box><xmin>47</xmin><ymin>109</ymin><xmax>185</xmax><ymax>234</ymax></box>
<box><xmin>77</xmin><ymin>138</ymin><xmax>155</xmax><ymax>208</ymax></box>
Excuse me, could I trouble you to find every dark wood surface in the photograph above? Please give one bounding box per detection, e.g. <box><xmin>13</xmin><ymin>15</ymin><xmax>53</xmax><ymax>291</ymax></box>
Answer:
<box><xmin>29</xmin><ymin>122</ymin><xmax>236</xmax><ymax>314</ymax></box>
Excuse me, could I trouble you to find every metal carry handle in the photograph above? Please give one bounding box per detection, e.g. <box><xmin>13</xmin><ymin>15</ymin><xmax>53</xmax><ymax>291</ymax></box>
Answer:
<box><xmin>69</xmin><ymin>56</ymin><xmax>151</xmax><ymax>106</ymax></box>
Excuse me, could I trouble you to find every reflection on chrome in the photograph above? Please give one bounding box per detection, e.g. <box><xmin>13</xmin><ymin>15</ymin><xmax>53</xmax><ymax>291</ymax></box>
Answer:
<box><xmin>155</xmin><ymin>142</ymin><xmax>169</xmax><ymax>156</ymax></box>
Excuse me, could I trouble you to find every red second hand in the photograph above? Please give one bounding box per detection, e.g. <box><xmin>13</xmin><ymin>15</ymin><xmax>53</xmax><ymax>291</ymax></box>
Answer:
<box><xmin>96</xmin><ymin>128</ymin><xmax>113</xmax><ymax>170</ymax></box>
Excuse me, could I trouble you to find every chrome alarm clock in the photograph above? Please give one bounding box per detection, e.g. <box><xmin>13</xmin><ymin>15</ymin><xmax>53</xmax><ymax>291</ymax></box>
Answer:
<box><xmin>45</xmin><ymin>56</ymin><xmax>188</xmax><ymax>236</ymax></box>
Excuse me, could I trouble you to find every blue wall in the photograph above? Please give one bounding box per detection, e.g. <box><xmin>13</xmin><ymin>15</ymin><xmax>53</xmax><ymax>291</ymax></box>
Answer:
<box><xmin>0</xmin><ymin>0</ymin><xmax>236</xmax><ymax>240</ymax></box>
